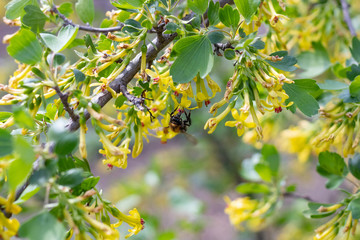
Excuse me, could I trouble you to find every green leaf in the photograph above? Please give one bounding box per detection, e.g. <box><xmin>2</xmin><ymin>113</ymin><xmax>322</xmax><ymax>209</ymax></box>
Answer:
<box><xmin>349</xmin><ymin>154</ymin><xmax>360</xmax><ymax>180</ymax></box>
<box><xmin>40</xmin><ymin>25</ymin><xmax>79</xmax><ymax>53</ymax></box>
<box><xmin>349</xmin><ymin>198</ymin><xmax>360</xmax><ymax>219</ymax></box>
<box><xmin>15</xmin><ymin>185</ymin><xmax>40</xmax><ymax>204</ymax></box>
<box><xmin>266</xmin><ymin>51</ymin><xmax>297</xmax><ymax>72</ymax></box>
<box><xmin>7</xmin><ymin>136</ymin><xmax>35</xmax><ymax>190</ymax></box>
<box><xmin>75</xmin><ymin>0</ymin><xmax>94</xmax><ymax>24</ymax></box>
<box><xmin>187</xmin><ymin>0</ymin><xmax>208</xmax><ymax>15</ymax></box>
<box><xmin>5</xmin><ymin>0</ymin><xmax>36</xmax><ymax>20</ymax></box>
<box><xmin>346</xmin><ymin>64</ymin><xmax>360</xmax><ymax>81</ymax></box>
<box><xmin>350</xmin><ymin>37</ymin><xmax>360</xmax><ymax>63</ymax></box>
<box><xmin>297</xmin><ymin>42</ymin><xmax>331</xmax><ymax>78</ymax></box>
<box><xmin>115</xmin><ymin>95</ymin><xmax>127</xmax><ymax>108</ymax></box>
<box><xmin>22</xmin><ymin>5</ymin><xmax>47</xmax><ymax>33</ymax></box>
<box><xmin>0</xmin><ymin>112</ymin><xmax>12</xmax><ymax>122</ymax></box>
<box><xmin>165</xmin><ymin>22</ymin><xmax>180</xmax><ymax>33</ymax></box>
<box><xmin>283</xmin><ymin>83</ymin><xmax>319</xmax><ymax>117</ymax></box>
<box><xmin>208</xmin><ymin>1</ymin><xmax>220</xmax><ymax>26</ymax></box>
<box><xmin>286</xmin><ymin>185</ymin><xmax>296</xmax><ymax>193</ymax></box>
<box><xmin>350</xmin><ymin>75</ymin><xmax>360</xmax><ymax>100</ymax></box>
<box><xmin>170</xmin><ymin>35</ymin><xmax>214</xmax><ymax>83</ymax></box>
<box><xmin>234</xmin><ymin>0</ymin><xmax>261</xmax><ymax>24</ymax></box>
<box><xmin>261</xmin><ymin>144</ymin><xmax>280</xmax><ymax>173</ymax></box>
<box><xmin>293</xmin><ymin>79</ymin><xmax>320</xmax><ymax>92</ymax></box>
<box><xmin>7</xmin><ymin>29</ymin><xmax>42</xmax><ymax>65</ymax></box>
<box><xmin>73</xmin><ymin>69</ymin><xmax>86</xmax><ymax>82</ymax></box>
<box><xmin>0</xmin><ymin>129</ymin><xmax>13</xmax><ymax>157</ymax></box>
<box><xmin>141</xmin><ymin>19</ymin><xmax>152</xmax><ymax>30</ymax></box>
<box><xmin>318</xmin><ymin>151</ymin><xmax>347</xmax><ymax>176</ymax></box>
<box><xmin>224</xmin><ymin>49</ymin><xmax>236</xmax><ymax>60</ymax></box>
<box><xmin>207</xmin><ymin>31</ymin><xmax>224</xmax><ymax>44</ymax></box>
<box><xmin>339</xmin><ymin>89</ymin><xmax>359</xmax><ymax>103</ymax></box>
<box><xmin>219</xmin><ymin>4</ymin><xmax>240</xmax><ymax>30</ymax></box>
<box><xmin>304</xmin><ymin>202</ymin><xmax>336</xmax><ymax>219</ymax></box>
<box><xmin>57</xmin><ymin>168</ymin><xmax>84</xmax><ymax>188</ymax></box>
<box><xmin>318</xmin><ymin>80</ymin><xmax>348</xmax><ymax>90</ymax></box>
<box><xmin>84</xmin><ymin>34</ymin><xmax>97</xmax><ymax>53</ymax></box>
<box><xmin>58</xmin><ymin>2</ymin><xmax>73</xmax><ymax>17</ymax></box>
<box><xmin>18</xmin><ymin>211</ymin><xmax>67</xmax><ymax>240</ymax></box>
<box><xmin>72</xmin><ymin>176</ymin><xmax>100</xmax><ymax>195</ymax></box>
<box><xmin>236</xmin><ymin>182</ymin><xmax>270</xmax><ymax>194</ymax></box>
<box><xmin>254</xmin><ymin>163</ymin><xmax>272</xmax><ymax>182</ymax></box>
<box><xmin>240</xmin><ymin>155</ymin><xmax>262</xmax><ymax>181</ymax></box>
<box><xmin>48</xmin><ymin>119</ymin><xmax>79</xmax><ymax>155</ymax></box>
<box><xmin>112</xmin><ymin>0</ymin><xmax>145</xmax><ymax>9</ymax></box>
<box><xmin>13</xmin><ymin>106</ymin><xmax>36</xmax><ymax>130</ymax></box>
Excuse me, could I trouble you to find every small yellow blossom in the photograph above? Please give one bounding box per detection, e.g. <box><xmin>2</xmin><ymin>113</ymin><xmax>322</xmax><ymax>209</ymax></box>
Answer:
<box><xmin>225</xmin><ymin>109</ymin><xmax>256</xmax><ymax>137</ymax></box>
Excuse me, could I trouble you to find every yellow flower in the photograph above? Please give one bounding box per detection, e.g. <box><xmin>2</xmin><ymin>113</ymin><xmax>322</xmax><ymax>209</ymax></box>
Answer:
<box><xmin>100</xmin><ymin>135</ymin><xmax>131</xmax><ymax>169</ymax></box>
<box><xmin>146</xmin><ymin>67</ymin><xmax>173</xmax><ymax>92</ymax></box>
<box><xmin>0</xmin><ymin>212</ymin><xmax>20</xmax><ymax>239</ymax></box>
<box><xmin>225</xmin><ymin>109</ymin><xmax>256</xmax><ymax>136</ymax></box>
<box><xmin>204</xmin><ymin>102</ymin><xmax>234</xmax><ymax>134</ymax></box>
<box><xmin>224</xmin><ymin>196</ymin><xmax>258</xmax><ymax>229</ymax></box>
<box><xmin>132</xmin><ymin>125</ymin><xmax>143</xmax><ymax>158</ymax></box>
<box><xmin>111</xmin><ymin>208</ymin><xmax>144</xmax><ymax>239</ymax></box>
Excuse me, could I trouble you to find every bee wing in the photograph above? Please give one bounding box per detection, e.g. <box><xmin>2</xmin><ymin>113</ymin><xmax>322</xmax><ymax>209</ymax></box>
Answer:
<box><xmin>181</xmin><ymin>131</ymin><xmax>198</xmax><ymax>145</ymax></box>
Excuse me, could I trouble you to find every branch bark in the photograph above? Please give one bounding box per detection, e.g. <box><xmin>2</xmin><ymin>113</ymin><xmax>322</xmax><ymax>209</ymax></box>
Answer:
<box><xmin>51</xmin><ymin>5</ymin><xmax>124</xmax><ymax>33</ymax></box>
<box><xmin>340</xmin><ymin>0</ymin><xmax>357</xmax><ymax>37</ymax></box>
<box><xmin>54</xmin><ymin>86</ymin><xmax>79</xmax><ymax>123</ymax></box>
<box><xmin>66</xmin><ymin>32</ymin><xmax>177</xmax><ymax>131</ymax></box>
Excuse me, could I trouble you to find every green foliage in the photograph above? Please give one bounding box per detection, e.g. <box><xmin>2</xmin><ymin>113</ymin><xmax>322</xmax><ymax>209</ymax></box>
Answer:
<box><xmin>7</xmin><ymin>29</ymin><xmax>42</xmax><ymax>65</ymax></box>
<box><xmin>40</xmin><ymin>25</ymin><xmax>79</xmax><ymax>53</ymax></box>
<box><xmin>170</xmin><ymin>35</ymin><xmax>213</xmax><ymax>83</ymax></box>
<box><xmin>75</xmin><ymin>0</ymin><xmax>95</xmax><ymax>24</ymax></box>
<box><xmin>233</xmin><ymin>0</ymin><xmax>261</xmax><ymax>24</ymax></box>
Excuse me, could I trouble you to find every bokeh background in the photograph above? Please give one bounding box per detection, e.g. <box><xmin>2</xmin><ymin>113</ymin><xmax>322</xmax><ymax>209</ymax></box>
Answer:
<box><xmin>0</xmin><ymin>1</ymin><xmax>352</xmax><ymax>239</ymax></box>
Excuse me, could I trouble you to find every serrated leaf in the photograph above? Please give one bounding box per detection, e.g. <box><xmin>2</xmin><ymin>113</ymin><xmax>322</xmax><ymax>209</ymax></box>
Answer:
<box><xmin>18</xmin><ymin>211</ymin><xmax>67</xmax><ymax>240</ymax></box>
<box><xmin>266</xmin><ymin>51</ymin><xmax>297</xmax><ymax>72</ymax></box>
<box><xmin>187</xmin><ymin>0</ymin><xmax>208</xmax><ymax>15</ymax></box>
<box><xmin>219</xmin><ymin>4</ymin><xmax>240</xmax><ymax>30</ymax></box>
<box><xmin>7</xmin><ymin>29</ymin><xmax>42</xmax><ymax>65</ymax></box>
<box><xmin>208</xmin><ymin>1</ymin><xmax>220</xmax><ymax>26</ymax></box>
<box><xmin>297</xmin><ymin>42</ymin><xmax>331</xmax><ymax>78</ymax></box>
<box><xmin>350</xmin><ymin>37</ymin><xmax>360</xmax><ymax>63</ymax></box>
<box><xmin>293</xmin><ymin>79</ymin><xmax>320</xmax><ymax>92</ymax></box>
<box><xmin>22</xmin><ymin>5</ymin><xmax>47</xmax><ymax>33</ymax></box>
<box><xmin>349</xmin><ymin>154</ymin><xmax>360</xmax><ymax>180</ymax></box>
<box><xmin>170</xmin><ymin>35</ymin><xmax>214</xmax><ymax>83</ymax></box>
<box><xmin>318</xmin><ymin>80</ymin><xmax>348</xmax><ymax>90</ymax></box>
<box><xmin>40</xmin><ymin>25</ymin><xmax>79</xmax><ymax>53</ymax></box>
<box><xmin>75</xmin><ymin>0</ymin><xmax>94</xmax><ymax>24</ymax></box>
<box><xmin>234</xmin><ymin>0</ymin><xmax>261</xmax><ymax>24</ymax></box>
<box><xmin>283</xmin><ymin>83</ymin><xmax>319</xmax><ymax>117</ymax></box>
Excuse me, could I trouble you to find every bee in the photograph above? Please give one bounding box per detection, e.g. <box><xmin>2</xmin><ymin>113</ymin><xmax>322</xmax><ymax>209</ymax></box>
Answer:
<box><xmin>169</xmin><ymin>108</ymin><xmax>197</xmax><ymax>144</ymax></box>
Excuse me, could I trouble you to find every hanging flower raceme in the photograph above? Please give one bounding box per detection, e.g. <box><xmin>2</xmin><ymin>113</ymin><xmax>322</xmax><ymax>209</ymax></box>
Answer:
<box><xmin>110</xmin><ymin>207</ymin><xmax>145</xmax><ymax>239</ymax></box>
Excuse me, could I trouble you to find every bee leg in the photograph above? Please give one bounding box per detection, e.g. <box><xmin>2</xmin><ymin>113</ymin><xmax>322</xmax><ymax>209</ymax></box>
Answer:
<box><xmin>184</xmin><ymin>110</ymin><xmax>191</xmax><ymax>126</ymax></box>
<box><xmin>170</xmin><ymin>106</ymin><xmax>179</xmax><ymax>116</ymax></box>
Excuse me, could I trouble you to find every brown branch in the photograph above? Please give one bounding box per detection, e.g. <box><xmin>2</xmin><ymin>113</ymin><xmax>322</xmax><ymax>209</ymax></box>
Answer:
<box><xmin>340</xmin><ymin>0</ymin><xmax>357</xmax><ymax>37</ymax></box>
<box><xmin>66</xmin><ymin>32</ymin><xmax>177</xmax><ymax>131</ymax></box>
<box><xmin>54</xmin><ymin>86</ymin><xmax>79</xmax><ymax>123</ymax></box>
<box><xmin>283</xmin><ymin>192</ymin><xmax>315</xmax><ymax>202</ymax></box>
<box><xmin>51</xmin><ymin>5</ymin><xmax>124</xmax><ymax>34</ymax></box>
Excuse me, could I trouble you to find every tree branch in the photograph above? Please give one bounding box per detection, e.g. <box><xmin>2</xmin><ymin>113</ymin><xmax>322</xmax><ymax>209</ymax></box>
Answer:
<box><xmin>283</xmin><ymin>192</ymin><xmax>315</xmax><ymax>202</ymax></box>
<box><xmin>340</xmin><ymin>0</ymin><xmax>357</xmax><ymax>37</ymax></box>
<box><xmin>54</xmin><ymin>86</ymin><xmax>79</xmax><ymax>123</ymax></box>
<box><xmin>51</xmin><ymin>5</ymin><xmax>124</xmax><ymax>33</ymax></box>
<box><xmin>66</xmin><ymin>32</ymin><xmax>177</xmax><ymax>131</ymax></box>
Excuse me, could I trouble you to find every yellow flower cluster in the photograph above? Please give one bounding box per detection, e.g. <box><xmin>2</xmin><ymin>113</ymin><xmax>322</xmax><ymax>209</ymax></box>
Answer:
<box><xmin>224</xmin><ymin>196</ymin><xmax>271</xmax><ymax>231</ymax></box>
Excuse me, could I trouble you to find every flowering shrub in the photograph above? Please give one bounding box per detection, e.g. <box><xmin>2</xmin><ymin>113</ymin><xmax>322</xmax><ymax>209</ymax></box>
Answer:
<box><xmin>0</xmin><ymin>0</ymin><xmax>360</xmax><ymax>239</ymax></box>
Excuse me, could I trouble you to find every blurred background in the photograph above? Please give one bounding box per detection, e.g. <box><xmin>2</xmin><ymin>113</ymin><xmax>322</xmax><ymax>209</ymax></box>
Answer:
<box><xmin>0</xmin><ymin>1</ymin><xmax>351</xmax><ymax>239</ymax></box>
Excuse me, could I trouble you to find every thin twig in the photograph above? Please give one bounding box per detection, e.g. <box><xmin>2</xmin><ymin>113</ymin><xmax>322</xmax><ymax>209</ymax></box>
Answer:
<box><xmin>51</xmin><ymin>5</ymin><xmax>124</xmax><ymax>33</ymax></box>
<box><xmin>54</xmin><ymin>86</ymin><xmax>79</xmax><ymax>123</ymax></box>
<box><xmin>283</xmin><ymin>192</ymin><xmax>315</xmax><ymax>202</ymax></box>
<box><xmin>340</xmin><ymin>0</ymin><xmax>357</xmax><ymax>37</ymax></box>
